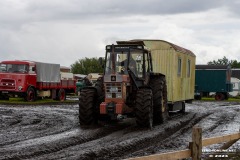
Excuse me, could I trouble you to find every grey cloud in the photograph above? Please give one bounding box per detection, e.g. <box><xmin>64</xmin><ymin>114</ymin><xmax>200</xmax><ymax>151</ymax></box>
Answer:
<box><xmin>1</xmin><ymin>0</ymin><xmax>239</xmax><ymax>25</ymax></box>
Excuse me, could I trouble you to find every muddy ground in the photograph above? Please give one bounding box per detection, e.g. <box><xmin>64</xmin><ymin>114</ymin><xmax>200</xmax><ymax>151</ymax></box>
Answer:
<box><xmin>0</xmin><ymin>101</ymin><xmax>240</xmax><ymax>160</ymax></box>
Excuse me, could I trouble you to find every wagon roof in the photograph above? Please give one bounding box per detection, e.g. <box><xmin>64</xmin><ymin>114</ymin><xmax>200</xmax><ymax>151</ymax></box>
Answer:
<box><xmin>117</xmin><ymin>39</ymin><xmax>195</xmax><ymax>57</ymax></box>
<box><xmin>196</xmin><ymin>65</ymin><xmax>230</xmax><ymax>70</ymax></box>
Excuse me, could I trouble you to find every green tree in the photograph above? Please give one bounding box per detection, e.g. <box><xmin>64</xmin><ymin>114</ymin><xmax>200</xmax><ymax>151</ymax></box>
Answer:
<box><xmin>71</xmin><ymin>57</ymin><xmax>104</xmax><ymax>74</ymax></box>
<box><xmin>231</xmin><ymin>60</ymin><xmax>240</xmax><ymax>68</ymax></box>
<box><xmin>208</xmin><ymin>56</ymin><xmax>240</xmax><ymax>68</ymax></box>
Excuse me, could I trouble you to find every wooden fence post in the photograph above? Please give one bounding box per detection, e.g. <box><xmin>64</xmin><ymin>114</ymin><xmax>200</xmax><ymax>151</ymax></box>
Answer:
<box><xmin>191</xmin><ymin>126</ymin><xmax>202</xmax><ymax>160</ymax></box>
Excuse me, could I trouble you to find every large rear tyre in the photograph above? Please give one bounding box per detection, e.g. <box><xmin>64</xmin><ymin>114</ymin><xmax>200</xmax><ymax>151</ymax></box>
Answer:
<box><xmin>79</xmin><ymin>89</ymin><xmax>97</xmax><ymax>126</ymax></box>
<box><xmin>24</xmin><ymin>87</ymin><xmax>36</xmax><ymax>102</ymax></box>
<box><xmin>135</xmin><ymin>88</ymin><xmax>153</xmax><ymax>128</ymax></box>
<box><xmin>150</xmin><ymin>76</ymin><xmax>169</xmax><ymax>124</ymax></box>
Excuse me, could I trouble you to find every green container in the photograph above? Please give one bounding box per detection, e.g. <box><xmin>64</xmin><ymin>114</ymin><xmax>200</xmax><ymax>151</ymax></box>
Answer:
<box><xmin>195</xmin><ymin>65</ymin><xmax>233</xmax><ymax>97</ymax></box>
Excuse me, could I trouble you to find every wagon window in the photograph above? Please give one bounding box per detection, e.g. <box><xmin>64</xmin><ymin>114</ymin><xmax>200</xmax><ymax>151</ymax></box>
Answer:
<box><xmin>187</xmin><ymin>59</ymin><xmax>191</xmax><ymax>77</ymax></box>
<box><xmin>178</xmin><ymin>57</ymin><xmax>182</xmax><ymax>76</ymax></box>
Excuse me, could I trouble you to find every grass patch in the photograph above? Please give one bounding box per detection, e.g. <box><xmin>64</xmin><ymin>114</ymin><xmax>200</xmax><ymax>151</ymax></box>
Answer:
<box><xmin>0</xmin><ymin>97</ymin><xmax>78</xmax><ymax>105</ymax></box>
<box><xmin>200</xmin><ymin>97</ymin><xmax>240</xmax><ymax>102</ymax></box>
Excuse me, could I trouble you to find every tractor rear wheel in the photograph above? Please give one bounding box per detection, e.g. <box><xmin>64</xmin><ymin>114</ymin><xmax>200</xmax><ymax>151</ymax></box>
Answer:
<box><xmin>150</xmin><ymin>76</ymin><xmax>169</xmax><ymax>124</ymax></box>
<box><xmin>135</xmin><ymin>88</ymin><xmax>153</xmax><ymax>128</ymax></box>
<box><xmin>79</xmin><ymin>88</ymin><xmax>97</xmax><ymax>126</ymax></box>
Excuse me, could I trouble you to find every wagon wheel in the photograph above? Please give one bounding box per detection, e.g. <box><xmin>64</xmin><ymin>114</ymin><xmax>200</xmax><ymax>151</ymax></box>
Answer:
<box><xmin>215</xmin><ymin>92</ymin><xmax>225</xmax><ymax>101</ymax></box>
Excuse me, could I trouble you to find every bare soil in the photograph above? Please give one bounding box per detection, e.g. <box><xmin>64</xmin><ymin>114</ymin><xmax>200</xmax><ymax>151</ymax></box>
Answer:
<box><xmin>0</xmin><ymin>101</ymin><xmax>240</xmax><ymax>160</ymax></box>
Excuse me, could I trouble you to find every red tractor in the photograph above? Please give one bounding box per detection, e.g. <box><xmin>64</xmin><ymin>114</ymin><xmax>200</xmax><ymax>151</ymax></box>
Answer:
<box><xmin>79</xmin><ymin>42</ymin><xmax>168</xmax><ymax>128</ymax></box>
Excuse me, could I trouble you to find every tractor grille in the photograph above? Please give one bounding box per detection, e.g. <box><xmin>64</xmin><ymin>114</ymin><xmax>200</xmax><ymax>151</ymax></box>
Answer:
<box><xmin>0</xmin><ymin>79</ymin><xmax>16</xmax><ymax>90</ymax></box>
<box><xmin>105</xmin><ymin>83</ymin><xmax>122</xmax><ymax>98</ymax></box>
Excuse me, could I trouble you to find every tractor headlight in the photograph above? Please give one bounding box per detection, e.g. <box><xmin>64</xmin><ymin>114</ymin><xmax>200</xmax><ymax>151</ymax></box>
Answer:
<box><xmin>116</xmin><ymin>93</ymin><xmax>122</xmax><ymax>98</ymax></box>
<box><xmin>106</xmin><ymin>93</ymin><xmax>112</xmax><ymax>98</ymax></box>
<box><xmin>110</xmin><ymin>86</ymin><xmax>118</xmax><ymax>92</ymax></box>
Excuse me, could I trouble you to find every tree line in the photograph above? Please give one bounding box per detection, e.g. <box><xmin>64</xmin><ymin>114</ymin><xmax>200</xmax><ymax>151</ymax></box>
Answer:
<box><xmin>70</xmin><ymin>56</ymin><xmax>240</xmax><ymax>74</ymax></box>
<box><xmin>71</xmin><ymin>57</ymin><xmax>104</xmax><ymax>75</ymax></box>
<box><xmin>208</xmin><ymin>56</ymin><xmax>240</xmax><ymax>68</ymax></box>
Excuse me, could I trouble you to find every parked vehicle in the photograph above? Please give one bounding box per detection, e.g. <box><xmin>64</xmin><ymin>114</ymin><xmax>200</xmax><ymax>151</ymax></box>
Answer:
<box><xmin>194</xmin><ymin>65</ymin><xmax>233</xmax><ymax>100</ymax></box>
<box><xmin>79</xmin><ymin>40</ymin><xmax>196</xmax><ymax>128</ymax></box>
<box><xmin>0</xmin><ymin>60</ymin><xmax>76</xmax><ymax>101</ymax></box>
<box><xmin>88</xmin><ymin>73</ymin><xmax>102</xmax><ymax>84</ymax></box>
<box><xmin>229</xmin><ymin>77</ymin><xmax>240</xmax><ymax>97</ymax></box>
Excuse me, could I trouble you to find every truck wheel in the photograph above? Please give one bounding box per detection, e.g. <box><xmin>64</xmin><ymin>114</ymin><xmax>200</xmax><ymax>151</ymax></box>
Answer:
<box><xmin>79</xmin><ymin>89</ymin><xmax>97</xmax><ymax>126</ymax></box>
<box><xmin>25</xmin><ymin>87</ymin><xmax>36</xmax><ymax>102</ymax></box>
<box><xmin>0</xmin><ymin>94</ymin><xmax>9</xmax><ymax>100</ymax></box>
<box><xmin>150</xmin><ymin>77</ymin><xmax>169</xmax><ymax>124</ymax></box>
<box><xmin>135</xmin><ymin>88</ymin><xmax>153</xmax><ymax>128</ymax></box>
<box><xmin>58</xmin><ymin>89</ymin><xmax>66</xmax><ymax>101</ymax></box>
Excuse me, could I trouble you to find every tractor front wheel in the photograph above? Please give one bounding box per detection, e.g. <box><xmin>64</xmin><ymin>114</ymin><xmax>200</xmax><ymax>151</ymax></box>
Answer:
<box><xmin>135</xmin><ymin>88</ymin><xmax>153</xmax><ymax>128</ymax></box>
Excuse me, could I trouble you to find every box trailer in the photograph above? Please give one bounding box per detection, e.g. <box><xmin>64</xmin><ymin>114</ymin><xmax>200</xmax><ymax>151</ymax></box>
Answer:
<box><xmin>195</xmin><ymin>65</ymin><xmax>233</xmax><ymax>100</ymax></box>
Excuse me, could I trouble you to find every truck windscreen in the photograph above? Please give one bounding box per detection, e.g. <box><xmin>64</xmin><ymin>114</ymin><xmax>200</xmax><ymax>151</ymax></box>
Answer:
<box><xmin>0</xmin><ymin>64</ymin><xmax>29</xmax><ymax>73</ymax></box>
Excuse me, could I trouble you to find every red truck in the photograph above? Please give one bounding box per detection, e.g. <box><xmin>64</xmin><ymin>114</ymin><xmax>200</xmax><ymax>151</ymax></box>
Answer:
<box><xmin>0</xmin><ymin>60</ymin><xmax>76</xmax><ymax>101</ymax></box>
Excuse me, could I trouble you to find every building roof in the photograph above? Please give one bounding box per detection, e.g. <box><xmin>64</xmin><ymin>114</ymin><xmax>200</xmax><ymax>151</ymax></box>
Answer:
<box><xmin>74</xmin><ymin>74</ymin><xmax>87</xmax><ymax>79</ymax></box>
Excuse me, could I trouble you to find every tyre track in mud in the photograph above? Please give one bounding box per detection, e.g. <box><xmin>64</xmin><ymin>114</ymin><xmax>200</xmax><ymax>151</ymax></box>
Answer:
<box><xmin>0</xmin><ymin>106</ymin><xmax>78</xmax><ymax>146</ymax></box>
<box><xmin>80</xmin><ymin>113</ymin><xmax>210</xmax><ymax>160</ymax></box>
<box><xmin>0</xmin><ymin>105</ymin><xmax>134</xmax><ymax>160</ymax></box>
<box><xmin>204</xmin><ymin>113</ymin><xmax>235</xmax><ymax>132</ymax></box>
<box><xmin>1</xmin><ymin>102</ymin><xmax>240</xmax><ymax>160</ymax></box>
<box><xmin>0</xmin><ymin>125</ymin><xmax>133</xmax><ymax>160</ymax></box>
<box><xmin>29</xmin><ymin>112</ymin><xmax>210</xmax><ymax>160</ymax></box>
<box><xmin>124</xmin><ymin>112</ymin><xmax>211</xmax><ymax>159</ymax></box>
<box><xmin>125</xmin><ymin>104</ymin><xmax>240</xmax><ymax>159</ymax></box>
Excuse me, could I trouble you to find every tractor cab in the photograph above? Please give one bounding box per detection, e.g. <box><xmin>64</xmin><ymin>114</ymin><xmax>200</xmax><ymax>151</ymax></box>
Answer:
<box><xmin>104</xmin><ymin>44</ymin><xmax>152</xmax><ymax>79</ymax></box>
<box><xmin>99</xmin><ymin>44</ymin><xmax>153</xmax><ymax>118</ymax></box>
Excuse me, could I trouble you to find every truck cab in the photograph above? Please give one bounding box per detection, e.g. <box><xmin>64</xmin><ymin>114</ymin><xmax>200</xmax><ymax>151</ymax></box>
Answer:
<box><xmin>0</xmin><ymin>60</ymin><xmax>36</xmax><ymax>100</ymax></box>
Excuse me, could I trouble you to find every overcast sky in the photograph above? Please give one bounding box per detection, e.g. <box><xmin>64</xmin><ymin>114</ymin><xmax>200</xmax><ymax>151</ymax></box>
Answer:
<box><xmin>0</xmin><ymin>0</ymin><xmax>240</xmax><ymax>67</ymax></box>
